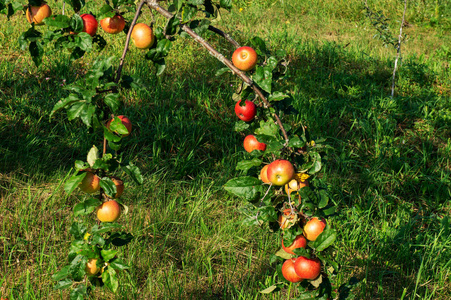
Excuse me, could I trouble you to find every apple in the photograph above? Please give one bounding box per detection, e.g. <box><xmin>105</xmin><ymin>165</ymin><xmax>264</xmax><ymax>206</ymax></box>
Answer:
<box><xmin>100</xmin><ymin>14</ymin><xmax>125</xmax><ymax>34</ymax></box>
<box><xmin>267</xmin><ymin>159</ymin><xmax>295</xmax><ymax>186</ymax></box>
<box><xmin>105</xmin><ymin>177</ymin><xmax>124</xmax><ymax>198</ymax></box>
<box><xmin>259</xmin><ymin>164</ymin><xmax>270</xmax><ymax>184</ymax></box>
<box><xmin>294</xmin><ymin>256</ymin><xmax>321</xmax><ymax>280</ymax></box>
<box><xmin>278</xmin><ymin>208</ymin><xmax>298</xmax><ymax>230</ymax></box>
<box><xmin>97</xmin><ymin>200</ymin><xmax>121</xmax><ymax>222</ymax></box>
<box><xmin>107</xmin><ymin>115</ymin><xmax>132</xmax><ymax>137</ymax></box>
<box><xmin>85</xmin><ymin>258</ymin><xmax>100</xmax><ymax>276</ymax></box>
<box><xmin>234</xmin><ymin>100</ymin><xmax>256</xmax><ymax>122</ymax></box>
<box><xmin>232</xmin><ymin>46</ymin><xmax>257</xmax><ymax>71</ymax></box>
<box><xmin>80</xmin><ymin>14</ymin><xmax>98</xmax><ymax>37</ymax></box>
<box><xmin>26</xmin><ymin>3</ymin><xmax>52</xmax><ymax>25</ymax></box>
<box><xmin>243</xmin><ymin>135</ymin><xmax>266</xmax><ymax>153</ymax></box>
<box><xmin>282</xmin><ymin>258</ymin><xmax>303</xmax><ymax>283</ymax></box>
<box><xmin>303</xmin><ymin>217</ymin><xmax>326</xmax><ymax>241</ymax></box>
<box><xmin>282</xmin><ymin>234</ymin><xmax>307</xmax><ymax>255</ymax></box>
<box><xmin>131</xmin><ymin>23</ymin><xmax>155</xmax><ymax>49</ymax></box>
<box><xmin>79</xmin><ymin>172</ymin><xmax>100</xmax><ymax>194</ymax></box>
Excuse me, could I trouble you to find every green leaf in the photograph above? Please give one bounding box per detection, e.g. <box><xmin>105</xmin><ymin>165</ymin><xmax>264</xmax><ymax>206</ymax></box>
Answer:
<box><xmin>69</xmin><ymin>255</ymin><xmax>88</xmax><ymax>281</ymax></box>
<box><xmin>252</xmin><ymin>66</ymin><xmax>272</xmax><ymax>93</ymax></box>
<box><xmin>87</xmin><ymin>145</ymin><xmax>99</xmax><ymax>167</ymax></box>
<box><xmin>70</xmin><ymin>284</ymin><xmax>87</xmax><ymax>300</ymax></box>
<box><xmin>52</xmin><ymin>266</ymin><xmax>70</xmax><ymax>281</ymax></box>
<box><xmin>73</xmin><ymin>198</ymin><xmax>101</xmax><ymax>217</ymax></box>
<box><xmin>97</xmin><ymin>4</ymin><xmax>115</xmax><ymax>19</ymax></box>
<box><xmin>259</xmin><ymin>284</ymin><xmax>279</xmax><ymax>294</ymax></box>
<box><xmin>216</xmin><ymin>67</ymin><xmax>230</xmax><ymax>76</ymax></box>
<box><xmin>68</xmin><ymin>0</ymin><xmax>86</xmax><ymax>12</ymax></box>
<box><xmin>287</xmin><ymin>136</ymin><xmax>305</xmax><ymax>148</ymax></box>
<box><xmin>102</xmin><ymin>268</ymin><xmax>119</xmax><ymax>293</ymax></box>
<box><xmin>101</xmin><ymin>249</ymin><xmax>118</xmax><ymax>262</ymax></box>
<box><xmin>181</xmin><ymin>4</ymin><xmax>197</xmax><ymax>22</ymax></box>
<box><xmin>250</xmin><ymin>36</ymin><xmax>268</xmax><ymax>55</ymax></box>
<box><xmin>154</xmin><ymin>59</ymin><xmax>166</xmax><ymax>76</ymax></box>
<box><xmin>64</xmin><ymin>172</ymin><xmax>86</xmax><ymax>196</ymax></box>
<box><xmin>70</xmin><ymin>222</ymin><xmax>88</xmax><ymax>240</ymax></box>
<box><xmin>312</xmin><ymin>228</ymin><xmax>337</xmax><ymax>251</ymax></box>
<box><xmin>53</xmin><ymin>278</ymin><xmax>73</xmax><ymax>290</ymax></box>
<box><xmin>91</xmin><ymin>223</ymin><xmax>123</xmax><ymax>234</ymax></box>
<box><xmin>274</xmin><ymin>248</ymin><xmax>292</xmax><ymax>260</ymax></box>
<box><xmin>70</xmin><ymin>14</ymin><xmax>84</xmax><ymax>32</ymax></box>
<box><xmin>109</xmin><ymin>232</ymin><xmax>134</xmax><ymax>246</ymax></box>
<box><xmin>219</xmin><ymin>0</ymin><xmax>232</xmax><ymax>9</ymax></box>
<box><xmin>75</xmin><ymin>32</ymin><xmax>92</xmax><ymax>52</ymax></box>
<box><xmin>236</xmin><ymin>158</ymin><xmax>262</xmax><ymax>172</ymax></box>
<box><xmin>165</xmin><ymin>15</ymin><xmax>180</xmax><ymax>36</ymax></box>
<box><xmin>45</xmin><ymin>14</ymin><xmax>71</xmax><ymax>28</ymax></box>
<box><xmin>318</xmin><ymin>189</ymin><xmax>329</xmax><ymax>209</ymax></box>
<box><xmin>268</xmin><ymin>91</ymin><xmax>289</xmax><ymax>102</ymax></box>
<box><xmin>121</xmin><ymin>162</ymin><xmax>143</xmax><ymax>185</ymax></box>
<box><xmin>100</xmin><ymin>177</ymin><xmax>116</xmax><ymax>198</ymax></box>
<box><xmin>255</xmin><ymin>119</ymin><xmax>279</xmax><ymax>137</ymax></box>
<box><xmin>104</xmin><ymin>93</ymin><xmax>121</xmax><ymax>112</ymax></box>
<box><xmin>234</xmin><ymin>121</ymin><xmax>249</xmax><ymax>132</ymax></box>
<box><xmin>29</xmin><ymin>41</ymin><xmax>44</xmax><ymax>67</ymax></box>
<box><xmin>188</xmin><ymin>0</ymin><xmax>204</xmax><ymax>5</ymax></box>
<box><xmin>109</xmin><ymin>258</ymin><xmax>129</xmax><ymax>270</ymax></box>
<box><xmin>224</xmin><ymin>176</ymin><xmax>264</xmax><ymax>201</ymax></box>
<box><xmin>103</xmin><ymin>126</ymin><xmax>122</xmax><ymax>143</ymax></box>
<box><xmin>50</xmin><ymin>94</ymin><xmax>81</xmax><ymax>118</ymax></box>
<box><xmin>266</xmin><ymin>56</ymin><xmax>278</xmax><ymax>70</ymax></box>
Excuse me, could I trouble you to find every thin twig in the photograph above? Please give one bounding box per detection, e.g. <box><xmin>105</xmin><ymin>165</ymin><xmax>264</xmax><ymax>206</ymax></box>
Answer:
<box><xmin>146</xmin><ymin>0</ymin><xmax>289</xmax><ymax>144</ymax></box>
<box><xmin>114</xmin><ymin>0</ymin><xmax>146</xmax><ymax>84</ymax></box>
<box><xmin>208</xmin><ymin>25</ymin><xmax>240</xmax><ymax>49</ymax></box>
<box><xmin>391</xmin><ymin>0</ymin><xmax>408</xmax><ymax>99</ymax></box>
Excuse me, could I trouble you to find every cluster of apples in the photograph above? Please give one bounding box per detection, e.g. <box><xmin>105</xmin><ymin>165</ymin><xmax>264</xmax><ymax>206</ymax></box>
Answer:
<box><xmin>25</xmin><ymin>3</ymin><xmax>155</xmax><ymax>49</ymax></box>
<box><xmin>78</xmin><ymin>115</ymin><xmax>132</xmax><ymax>223</ymax></box>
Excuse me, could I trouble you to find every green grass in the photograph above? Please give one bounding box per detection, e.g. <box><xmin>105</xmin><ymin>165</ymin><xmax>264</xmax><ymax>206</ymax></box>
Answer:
<box><xmin>1</xmin><ymin>0</ymin><xmax>451</xmax><ymax>299</ymax></box>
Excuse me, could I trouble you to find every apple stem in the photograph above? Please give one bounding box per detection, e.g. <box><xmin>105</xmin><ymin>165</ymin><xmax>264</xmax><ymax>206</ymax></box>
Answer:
<box><xmin>145</xmin><ymin>0</ymin><xmax>290</xmax><ymax>144</ymax></box>
<box><xmin>115</xmin><ymin>0</ymin><xmax>146</xmax><ymax>84</ymax></box>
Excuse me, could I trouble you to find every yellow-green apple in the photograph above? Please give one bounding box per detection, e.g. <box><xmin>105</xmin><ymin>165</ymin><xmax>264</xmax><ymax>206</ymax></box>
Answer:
<box><xmin>97</xmin><ymin>200</ymin><xmax>121</xmax><ymax>222</ymax></box>
<box><xmin>26</xmin><ymin>3</ymin><xmax>52</xmax><ymax>25</ymax></box>
<box><xmin>80</xmin><ymin>14</ymin><xmax>98</xmax><ymax>37</ymax></box>
<box><xmin>234</xmin><ymin>100</ymin><xmax>256</xmax><ymax>122</ymax></box>
<box><xmin>267</xmin><ymin>159</ymin><xmax>295</xmax><ymax>186</ymax></box>
<box><xmin>100</xmin><ymin>14</ymin><xmax>125</xmax><ymax>34</ymax></box>
<box><xmin>294</xmin><ymin>256</ymin><xmax>321</xmax><ymax>280</ymax></box>
<box><xmin>243</xmin><ymin>135</ymin><xmax>266</xmax><ymax>153</ymax></box>
<box><xmin>105</xmin><ymin>177</ymin><xmax>124</xmax><ymax>198</ymax></box>
<box><xmin>259</xmin><ymin>164</ymin><xmax>270</xmax><ymax>184</ymax></box>
<box><xmin>282</xmin><ymin>258</ymin><xmax>303</xmax><ymax>283</ymax></box>
<box><xmin>107</xmin><ymin>115</ymin><xmax>132</xmax><ymax>137</ymax></box>
<box><xmin>79</xmin><ymin>172</ymin><xmax>100</xmax><ymax>194</ymax></box>
<box><xmin>85</xmin><ymin>258</ymin><xmax>100</xmax><ymax>276</ymax></box>
<box><xmin>232</xmin><ymin>46</ymin><xmax>257</xmax><ymax>71</ymax></box>
<box><xmin>282</xmin><ymin>234</ymin><xmax>307</xmax><ymax>255</ymax></box>
<box><xmin>303</xmin><ymin>217</ymin><xmax>326</xmax><ymax>241</ymax></box>
<box><xmin>131</xmin><ymin>23</ymin><xmax>155</xmax><ymax>49</ymax></box>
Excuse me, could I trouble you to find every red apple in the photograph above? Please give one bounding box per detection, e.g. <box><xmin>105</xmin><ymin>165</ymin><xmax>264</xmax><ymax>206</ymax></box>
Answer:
<box><xmin>294</xmin><ymin>256</ymin><xmax>321</xmax><ymax>280</ymax></box>
<box><xmin>282</xmin><ymin>258</ymin><xmax>303</xmax><ymax>283</ymax></box>
<box><xmin>282</xmin><ymin>234</ymin><xmax>307</xmax><ymax>255</ymax></box>
<box><xmin>131</xmin><ymin>23</ymin><xmax>155</xmax><ymax>49</ymax></box>
<box><xmin>26</xmin><ymin>3</ymin><xmax>52</xmax><ymax>25</ymax></box>
<box><xmin>243</xmin><ymin>135</ymin><xmax>266</xmax><ymax>153</ymax></box>
<box><xmin>260</xmin><ymin>164</ymin><xmax>270</xmax><ymax>184</ymax></box>
<box><xmin>79</xmin><ymin>14</ymin><xmax>98</xmax><ymax>37</ymax></box>
<box><xmin>267</xmin><ymin>159</ymin><xmax>295</xmax><ymax>186</ymax></box>
<box><xmin>232</xmin><ymin>46</ymin><xmax>257</xmax><ymax>71</ymax></box>
<box><xmin>303</xmin><ymin>217</ymin><xmax>326</xmax><ymax>241</ymax></box>
<box><xmin>100</xmin><ymin>14</ymin><xmax>125</xmax><ymax>34</ymax></box>
<box><xmin>234</xmin><ymin>100</ymin><xmax>256</xmax><ymax>122</ymax></box>
<box><xmin>79</xmin><ymin>172</ymin><xmax>100</xmax><ymax>194</ymax></box>
<box><xmin>97</xmin><ymin>200</ymin><xmax>121</xmax><ymax>222</ymax></box>
<box><xmin>107</xmin><ymin>115</ymin><xmax>132</xmax><ymax>137</ymax></box>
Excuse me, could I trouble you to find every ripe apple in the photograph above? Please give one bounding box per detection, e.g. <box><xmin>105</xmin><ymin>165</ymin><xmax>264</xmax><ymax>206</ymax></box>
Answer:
<box><xmin>105</xmin><ymin>177</ymin><xmax>124</xmax><ymax>198</ymax></box>
<box><xmin>131</xmin><ymin>23</ymin><xmax>155</xmax><ymax>49</ymax></box>
<box><xmin>80</xmin><ymin>14</ymin><xmax>98</xmax><ymax>37</ymax></box>
<box><xmin>282</xmin><ymin>258</ymin><xmax>303</xmax><ymax>283</ymax></box>
<box><xmin>243</xmin><ymin>135</ymin><xmax>266</xmax><ymax>153</ymax></box>
<box><xmin>85</xmin><ymin>258</ymin><xmax>100</xmax><ymax>276</ymax></box>
<box><xmin>267</xmin><ymin>159</ymin><xmax>295</xmax><ymax>186</ymax></box>
<box><xmin>79</xmin><ymin>172</ymin><xmax>100</xmax><ymax>194</ymax></box>
<box><xmin>100</xmin><ymin>14</ymin><xmax>125</xmax><ymax>34</ymax></box>
<box><xmin>278</xmin><ymin>208</ymin><xmax>298</xmax><ymax>230</ymax></box>
<box><xmin>303</xmin><ymin>217</ymin><xmax>326</xmax><ymax>241</ymax></box>
<box><xmin>26</xmin><ymin>3</ymin><xmax>52</xmax><ymax>25</ymax></box>
<box><xmin>282</xmin><ymin>234</ymin><xmax>307</xmax><ymax>255</ymax></box>
<box><xmin>259</xmin><ymin>164</ymin><xmax>270</xmax><ymax>184</ymax></box>
<box><xmin>234</xmin><ymin>100</ymin><xmax>256</xmax><ymax>122</ymax></box>
<box><xmin>107</xmin><ymin>115</ymin><xmax>132</xmax><ymax>137</ymax></box>
<box><xmin>294</xmin><ymin>256</ymin><xmax>321</xmax><ymax>280</ymax></box>
<box><xmin>232</xmin><ymin>46</ymin><xmax>257</xmax><ymax>71</ymax></box>
<box><xmin>97</xmin><ymin>200</ymin><xmax>121</xmax><ymax>222</ymax></box>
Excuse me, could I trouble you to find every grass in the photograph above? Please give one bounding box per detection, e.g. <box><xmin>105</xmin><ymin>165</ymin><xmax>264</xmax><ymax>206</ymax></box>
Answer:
<box><xmin>1</xmin><ymin>0</ymin><xmax>451</xmax><ymax>299</ymax></box>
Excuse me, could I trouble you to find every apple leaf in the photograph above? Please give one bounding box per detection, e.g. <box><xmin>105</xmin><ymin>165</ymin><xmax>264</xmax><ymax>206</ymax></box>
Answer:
<box><xmin>69</xmin><ymin>254</ymin><xmax>87</xmax><ymax>281</ymax></box>
<box><xmin>68</xmin><ymin>0</ymin><xmax>86</xmax><ymax>13</ymax></box>
<box><xmin>309</xmin><ymin>274</ymin><xmax>323</xmax><ymax>288</ymax></box>
<box><xmin>318</xmin><ymin>189</ymin><xmax>329</xmax><ymax>209</ymax></box>
<box><xmin>70</xmin><ymin>222</ymin><xmax>88</xmax><ymax>240</ymax></box>
<box><xmin>97</xmin><ymin>4</ymin><xmax>115</xmax><ymax>20</ymax></box>
<box><xmin>259</xmin><ymin>284</ymin><xmax>280</xmax><ymax>294</ymax></box>
<box><xmin>288</xmin><ymin>136</ymin><xmax>305</xmax><ymax>148</ymax></box>
<box><xmin>52</xmin><ymin>266</ymin><xmax>70</xmax><ymax>282</ymax></box>
<box><xmin>102</xmin><ymin>268</ymin><xmax>119</xmax><ymax>293</ymax></box>
<box><xmin>51</xmin><ymin>94</ymin><xmax>81</xmax><ymax>118</ymax></box>
<box><xmin>100</xmin><ymin>177</ymin><xmax>116</xmax><ymax>199</ymax></box>
<box><xmin>275</xmin><ymin>248</ymin><xmax>292</xmax><ymax>260</ymax></box>
<box><xmin>109</xmin><ymin>232</ymin><xmax>134</xmax><ymax>246</ymax></box>
<box><xmin>109</xmin><ymin>258</ymin><xmax>129</xmax><ymax>270</ymax></box>
<box><xmin>255</xmin><ymin>119</ymin><xmax>279</xmax><ymax>137</ymax></box>
<box><xmin>91</xmin><ymin>223</ymin><xmax>123</xmax><ymax>234</ymax></box>
<box><xmin>312</xmin><ymin>228</ymin><xmax>337</xmax><ymax>251</ymax></box>
<box><xmin>73</xmin><ymin>198</ymin><xmax>101</xmax><ymax>217</ymax></box>
<box><xmin>70</xmin><ymin>284</ymin><xmax>87</xmax><ymax>300</ymax></box>
<box><xmin>181</xmin><ymin>4</ymin><xmax>197</xmax><ymax>22</ymax></box>
<box><xmin>268</xmin><ymin>91</ymin><xmax>289</xmax><ymax>102</ymax></box>
<box><xmin>234</xmin><ymin>121</ymin><xmax>249</xmax><ymax>132</ymax></box>
<box><xmin>87</xmin><ymin>145</ymin><xmax>99</xmax><ymax>167</ymax></box>
<box><xmin>165</xmin><ymin>15</ymin><xmax>180</xmax><ymax>36</ymax></box>
<box><xmin>70</xmin><ymin>14</ymin><xmax>84</xmax><ymax>32</ymax></box>
<box><xmin>216</xmin><ymin>67</ymin><xmax>230</xmax><ymax>77</ymax></box>
<box><xmin>29</xmin><ymin>41</ymin><xmax>44</xmax><ymax>67</ymax></box>
<box><xmin>253</xmin><ymin>66</ymin><xmax>272</xmax><ymax>93</ymax></box>
<box><xmin>224</xmin><ymin>176</ymin><xmax>264</xmax><ymax>201</ymax></box>
<box><xmin>250</xmin><ymin>36</ymin><xmax>268</xmax><ymax>56</ymax></box>
<box><xmin>219</xmin><ymin>0</ymin><xmax>232</xmax><ymax>9</ymax></box>
<box><xmin>236</xmin><ymin>158</ymin><xmax>262</xmax><ymax>172</ymax></box>
<box><xmin>64</xmin><ymin>172</ymin><xmax>87</xmax><ymax>195</ymax></box>
<box><xmin>154</xmin><ymin>59</ymin><xmax>166</xmax><ymax>76</ymax></box>
<box><xmin>101</xmin><ymin>249</ymin><xmax>118</xmax><ymax>262</ymax></box>
<box><xmin>53</xmin><ymin>278</ymin><xmax>73</xmax><ymax>290</ymax></box>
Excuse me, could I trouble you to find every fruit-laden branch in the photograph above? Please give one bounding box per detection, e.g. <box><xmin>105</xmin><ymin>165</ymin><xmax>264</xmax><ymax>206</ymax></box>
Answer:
<box><xmin>115</xmin><ymin>0</ymin><xmax>147</xmax><ymax>83</ymax></box>
<box><xmin>145</xmin><ymin>0</ymin><xmax>289</xmax><ymax>144</ymax></box>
